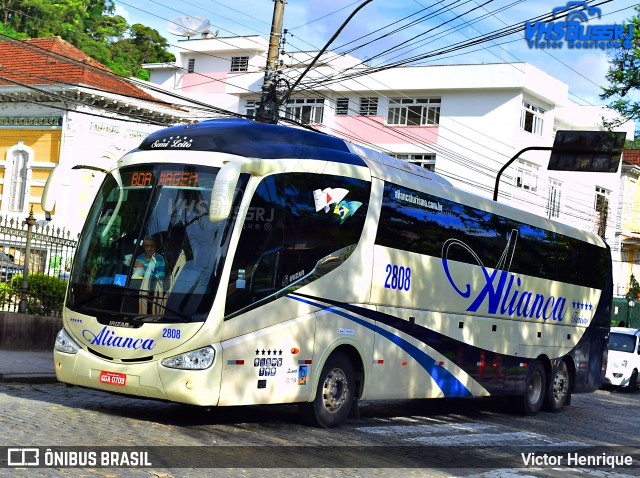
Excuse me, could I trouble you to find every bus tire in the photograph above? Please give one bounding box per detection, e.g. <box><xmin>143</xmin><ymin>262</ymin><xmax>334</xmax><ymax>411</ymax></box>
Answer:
<box><xmin>543</xmin><ymin>360</ymin><xmax>570</xmax><ymax>412</ymax></box>
<box><xmin>521</xmin><ymin>360</ymin><xmax>545</xmax><ymax>415</ymax></box>
<box><xmin>300</xmin><ymin>351</ymin><xmax>355</xmax><ymax>428</ymax></box>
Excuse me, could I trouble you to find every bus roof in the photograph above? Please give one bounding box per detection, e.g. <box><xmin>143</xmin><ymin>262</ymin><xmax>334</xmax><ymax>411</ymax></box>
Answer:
<box><xmin>137</xmin><ymin>118</ymin><xmax>367</xmax><ymax>167</ymax></box>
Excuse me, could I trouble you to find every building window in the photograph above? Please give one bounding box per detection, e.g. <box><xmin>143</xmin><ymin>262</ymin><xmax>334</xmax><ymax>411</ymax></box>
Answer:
<box><xmin>595</xmin><ymin>186</ymin><xmax>610</xmax><ymax>211</ymax></box>
<box><xmin>336</xmin><ymin>98</ymin><xmax>349</xmax><ymax>115</ymax></box>
<box><xmin>387</xmin><ymin>98</ymin><xmax>441</xmax><ymax>126</ymax></box>
<box><xmin>547</xmin><ymin>178</ymin><xmax>562</xmax><ymax>219</ymax></box>
<box><xmin>187</xmin><ymin>59</ymin><xmax>195</xmax><ymax>73</ymax></box>
<box><xmin>359</xmin><ymin>97</ymin><xmax>378</xmax><ymax>116</ymax></box>
<box><xmin>626</xmin><ymin>177</ymin><xmax>636</xmax><ymax>222</ymax></box>
<box><xmin>9</xmin><ymin>150</ymin><xmax>28</xmax><ymax>212</ymax></box>
<box><xmin>595</xmin><ymin>186</ymin><xmax>610</xmax><ymax>237</ymax></box>
<box><xmin>285</xmin><ymin>98</ymin><xmax>324</xmax><ymax>124</ymax></box>
<box><xmin>245</xmin><ymin>100</ymin><xmax>256</xmax><ymax>118</ymax></box>
<box><xmin>231</xmin><ymin>56</ymin><xmax>249</xmax><ymax>72</ymax></box>
<box><xmin>514</xmin><ymin>159</ymin><xmax>539</xmax><ymax>192</ymax></box>
<box><xmin>392</xmin><ymin>153</ymin><xmax>436</xmax><ymax>171</ymax></box>
<box><xmin>520</xmin><ymin>101</ymin><xmax>544</xmax><ymax>135</ymax></box>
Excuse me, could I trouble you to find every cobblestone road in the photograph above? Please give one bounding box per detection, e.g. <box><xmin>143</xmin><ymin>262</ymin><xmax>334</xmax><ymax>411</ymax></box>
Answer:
<box><xmin>0</xmin><ymin>382</ymin><xmax>638</xmax><ymax>477</ymax></box>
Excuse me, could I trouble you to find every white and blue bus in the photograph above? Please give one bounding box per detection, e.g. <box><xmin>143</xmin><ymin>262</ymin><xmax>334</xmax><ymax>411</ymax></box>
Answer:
<box><xmin>49</xmin><ymin>118</ymin><xmax>611</xmax><ymax>428</ymax></box>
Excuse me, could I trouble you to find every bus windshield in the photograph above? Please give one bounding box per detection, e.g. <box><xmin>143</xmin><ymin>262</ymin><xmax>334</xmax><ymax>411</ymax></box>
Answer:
<box><xmin>67</xmin><ymin>164</ymin><xmax>244</xmax><ymax>324</ymax></box>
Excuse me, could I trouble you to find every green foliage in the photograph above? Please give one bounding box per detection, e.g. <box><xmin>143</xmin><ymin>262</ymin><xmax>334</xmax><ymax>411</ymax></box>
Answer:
<box><xmin>627</xmin><ymin>274</ymin><xmax>640</xmax><ymax>302</ymax></box>
<box><xmin>0</xmin><ymin>0</ymin><xmax>174</xmax><ymax>80</ymax></box>
<box><xmin>0</xmin><ymin>22</ymin><xmax>28</xmax><ymax>39</ymax></box>
<box><xmin>0</xmin><ymin>281</ymin><xmax>11</xmax><ymax>309</ymax></box>
<box><xmin>601</xmin><ymin>6</ymin><xmax>640</xmax><ymax>122</ymax></box>
<box><xmin>8</xmin><ymin>273</ymin><xmax>68</xmax><ymax>316</ymax></box>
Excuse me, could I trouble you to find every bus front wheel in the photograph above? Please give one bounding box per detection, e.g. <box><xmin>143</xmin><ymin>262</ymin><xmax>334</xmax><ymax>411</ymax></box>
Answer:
<box><xmin>300</xmin><ymin>351</ymin><xmax>355</xmax><ymax>428</ymax></box>
<box><xmin>543</xmin><ymin>360</ymin><xmax>570</xmax><ymax>412</ymax></box>
<box><xmin>520</xmin><ymin>360</ymin><xmax>545</xmax><ymax>415</ymax></box>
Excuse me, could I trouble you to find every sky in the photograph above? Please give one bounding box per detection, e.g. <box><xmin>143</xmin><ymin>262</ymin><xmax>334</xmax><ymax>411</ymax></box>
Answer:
<box><xmin>112</xmin><ymin>0</ymin><xmax>640</xmax><ymax>114</ymax></box>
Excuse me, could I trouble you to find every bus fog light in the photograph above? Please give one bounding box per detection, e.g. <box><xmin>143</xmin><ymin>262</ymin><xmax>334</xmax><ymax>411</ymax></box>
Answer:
<box><xmin>54</xmin><ymin>328</ymin><xmax>79</xmax><ymax>354</ymax></box>
<box><xmin>161</xmin><ymin>346</ymin><xmax>215</xmax><ymax>370</ymax></box>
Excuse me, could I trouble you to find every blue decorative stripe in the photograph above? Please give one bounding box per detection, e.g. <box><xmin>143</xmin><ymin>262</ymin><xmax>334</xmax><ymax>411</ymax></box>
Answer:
<box><xmin>287</xmin><ymin>293</ymin><xmax>473</xmax><ymax>398</ymax></box>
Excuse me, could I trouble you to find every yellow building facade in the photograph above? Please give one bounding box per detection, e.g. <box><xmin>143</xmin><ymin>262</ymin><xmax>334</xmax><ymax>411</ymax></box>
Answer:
<box><xmin>0</xmin><ymin>116</ymin><xmax>62</xmax><ymax>216</ymax></box>
<box><xmin>618</xmin><ymin>151</ymin><xmax>640</xmax><ymax>297</ymax></box>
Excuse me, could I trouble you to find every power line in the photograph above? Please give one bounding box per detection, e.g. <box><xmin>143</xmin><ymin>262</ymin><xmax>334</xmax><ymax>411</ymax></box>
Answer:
<box><xmin>289</xmin><ymin>0</ymin><xmax>363</xmax><ymax>30</ymax></box>
<box><xmin>296</xmin><ymin>0</ymin><xmax>608</xmax><ymax>88</ymax></box>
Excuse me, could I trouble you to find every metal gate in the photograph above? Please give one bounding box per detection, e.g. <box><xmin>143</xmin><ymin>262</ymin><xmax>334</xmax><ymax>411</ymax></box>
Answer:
<box><xmin>0</xmin><ymin>212</ymin><xmax>77</xmax><ymax>317</ymax></box>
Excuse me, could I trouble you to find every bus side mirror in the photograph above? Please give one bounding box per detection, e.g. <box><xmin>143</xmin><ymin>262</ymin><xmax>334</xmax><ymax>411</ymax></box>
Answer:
<box><xmin>209</xmin><ymin>160</ymin><xmax>248</xmax><ymax>222</ymax></box>
<box><xmin>42</xmin><ymin>163</ymin><xmax>111</xmax><ymax>214</ymax></box>
<box><xmin>209</xmin><ymin>158</ymin><xmax>290</xmax><ymax>222</ymax></box>
<box><xmin>41</xmin><ymin>163</ymin><xmax>67</xmax><ymax>213</ymax></box>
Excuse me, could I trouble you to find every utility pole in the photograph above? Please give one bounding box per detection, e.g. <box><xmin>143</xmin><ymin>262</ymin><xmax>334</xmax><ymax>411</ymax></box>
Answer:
<box><xmin>255</xmin><ymin>0</ymin><xmax>285</xmax><ymax>124</ymax></box>
<box><xmin>254</xmin><ymin>0</ymin><xmax>371</xmax><ymax>125</ymax></box>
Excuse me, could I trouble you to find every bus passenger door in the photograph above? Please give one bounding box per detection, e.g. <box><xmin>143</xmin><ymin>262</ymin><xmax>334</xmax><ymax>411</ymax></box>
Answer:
<box><xmin>218</xmin><ymin>300</ymin><xmax>317</xmax><ymax>407</ymax></box>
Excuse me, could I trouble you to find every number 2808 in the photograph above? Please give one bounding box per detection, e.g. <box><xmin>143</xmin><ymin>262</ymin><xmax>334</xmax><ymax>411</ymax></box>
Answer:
<box><xmin>384</xmin><ymin>264</ymin><xmax>411</xmax><ymax>291</ymax></box>
<box><xmin>162</xmin><ymin>328</ymin><xmax>181</xmax><ymax>339</ymax></box>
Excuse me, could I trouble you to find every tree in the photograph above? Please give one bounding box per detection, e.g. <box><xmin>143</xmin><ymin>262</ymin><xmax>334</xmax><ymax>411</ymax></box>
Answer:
<box><xmin>109</xmin><ymin>24</ymin><xmax>175</xmax><ymax>80</ymax></box>
<box><xmin>0</xmin><ymin>0</ymin><xmax>174</xmax><ymax>80</ymax></box>
<box><xmin>601</xmin><ymin>7</ymin><xmax>640</xmax><ymax>122</ymax></box>
<box><xmin>626</xmin><ymin>274</ymin><xmax>640</xmax><ymax>302</ymax></box>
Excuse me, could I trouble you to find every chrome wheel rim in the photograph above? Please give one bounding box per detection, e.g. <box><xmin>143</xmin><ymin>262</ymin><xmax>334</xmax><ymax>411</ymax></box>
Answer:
<box><xmin>321</xmin><ymin>367</ymin><xmax>348</xmax><ymax>413</ymax></box>
<box><xmin>528</xmin><ymin>371</ymin><xmax>543</xmax><ymax>404</ymax></box>
<box><xmin>552</xmin><ymin>368</ymin><xmax>568</xmax><ymax>403</ymax></box>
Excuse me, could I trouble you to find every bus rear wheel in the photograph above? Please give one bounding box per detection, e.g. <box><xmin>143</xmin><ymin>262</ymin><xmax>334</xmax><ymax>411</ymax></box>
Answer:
<box><xmin>300</xmin><ymin>351</ymin><xmax>355</xmax><ymax>428</ymax></box>
<box><xmin>520</xmin><ymin>360</ymin><xmax>545</xmax><ymax>415</ymax></box>
<box><xmin>543</xmin><ymin>360</ymin><xmax>570</xmax><ymax>412</ymax></box>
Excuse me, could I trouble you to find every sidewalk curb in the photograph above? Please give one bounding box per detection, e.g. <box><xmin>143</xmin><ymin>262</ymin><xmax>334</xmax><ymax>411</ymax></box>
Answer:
<box><xmin>0</xmin><ymin>373</ymin><xmax>58</xmax><ymax>384</ymax></box>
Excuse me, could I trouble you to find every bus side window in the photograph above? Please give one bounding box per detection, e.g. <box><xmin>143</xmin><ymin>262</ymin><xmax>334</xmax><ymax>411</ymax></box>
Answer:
<box><xmin>251</xmin><ymin>247</ymin><xmax>281</xmax><ymax>298</ymax></box>
<box><xmin>225</xmin><ymin>175</ymin><xmax>285</xmax><ymax>316</ymax></box>
<box><xmin>224</xmin><ymin>173</ymin><xmax>369</xmax><ymax>318</ymax></box>
<box><xmin>280</xmin><ymin>173</ymin><xmax>369</xmax><ymax>282</ymax></box>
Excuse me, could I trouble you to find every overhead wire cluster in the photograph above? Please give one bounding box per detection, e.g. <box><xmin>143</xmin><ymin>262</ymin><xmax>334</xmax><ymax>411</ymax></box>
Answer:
<box><xmin>269</xmin><ymin>0</ymin><xmax>632</xmax><ymax>234</ymax></box>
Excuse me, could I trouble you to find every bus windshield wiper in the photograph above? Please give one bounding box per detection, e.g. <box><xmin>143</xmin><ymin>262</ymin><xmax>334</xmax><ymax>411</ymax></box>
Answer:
<box><xmin>131</xmin><ymin>296</ymin><xmax>189</xmax><ymax>321</ymax></box>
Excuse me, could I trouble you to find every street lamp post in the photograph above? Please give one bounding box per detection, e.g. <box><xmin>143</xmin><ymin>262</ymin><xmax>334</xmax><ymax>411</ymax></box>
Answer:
<box><xmin>627</xmin><ymin>300</ymin><xmax>635</xmax><ymax>328</ymax></box>
<box><xmin>18</xmin><ymin>208</ymin><xmax>37</xmax><ymax>314</ymax></box>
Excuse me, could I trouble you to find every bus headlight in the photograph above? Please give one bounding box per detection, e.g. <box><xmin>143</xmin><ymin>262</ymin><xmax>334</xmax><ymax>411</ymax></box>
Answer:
<box><xmin>54</xmin><ymin>328</ymin><xmax>80</xmax><ymax>354</ymax></box>
<box><xmin>161</xmin><ymin>346</ymin><xmax>215</xmax><ymax>370</ymax></box>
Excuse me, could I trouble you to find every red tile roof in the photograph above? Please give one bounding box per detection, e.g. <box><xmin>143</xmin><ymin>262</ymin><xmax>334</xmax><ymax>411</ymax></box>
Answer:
<box><xmin>623</xmin><ymin>149</ymin><xmax>640</xmax><ymax>166</ymax></box>
<box><xmin>0</xmin><ymin>37</ymin><xmax>158</xmax><ymax>102</ymax></box>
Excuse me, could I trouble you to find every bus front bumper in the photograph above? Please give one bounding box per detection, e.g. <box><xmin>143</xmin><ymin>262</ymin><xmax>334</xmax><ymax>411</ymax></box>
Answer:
<box><xmin>53</xmin><ymin>348</ymin><xmax>221</xmax><ymax>406</ymax></box>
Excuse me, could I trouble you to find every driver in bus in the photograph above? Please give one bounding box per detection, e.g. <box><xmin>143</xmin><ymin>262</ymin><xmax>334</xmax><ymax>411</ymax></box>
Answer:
<box><xmin>132</xmin><ymin>236</ymin><xmax>166</xmax><ymax>280</ymax></box>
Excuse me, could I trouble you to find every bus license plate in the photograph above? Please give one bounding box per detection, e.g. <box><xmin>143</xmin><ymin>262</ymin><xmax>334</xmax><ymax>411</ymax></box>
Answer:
<box><xmin>99</xmin><ymin>371</ymin><xmax>127</xmax><ymax>386</ymax></box>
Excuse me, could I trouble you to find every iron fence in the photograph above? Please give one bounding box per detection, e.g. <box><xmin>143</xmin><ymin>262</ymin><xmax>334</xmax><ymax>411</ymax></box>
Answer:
<box><xmin>612</xmin><ymin>298</ymin><xmax>640</xmax><ymax>329</ymax></box>
<box><xmin>0</xmin><ymin>212</ymin><xmax>78</xmax><ymax>317</ymax></box>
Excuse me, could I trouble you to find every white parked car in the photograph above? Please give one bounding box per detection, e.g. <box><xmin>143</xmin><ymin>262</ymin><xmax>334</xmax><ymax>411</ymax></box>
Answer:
<box><xmin>605</xmin><ymin>327</ymin><xmax>640</xmax><ymax>390</ymax></box>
